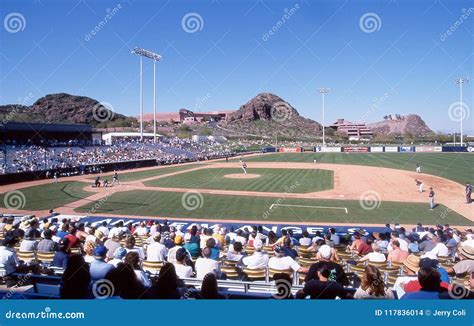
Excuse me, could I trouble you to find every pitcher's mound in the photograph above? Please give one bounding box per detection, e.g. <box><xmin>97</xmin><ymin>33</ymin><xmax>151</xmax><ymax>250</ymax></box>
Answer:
<box><xmin>224</xmin><ymin>173</ymin><xmax>261</xmax><ymax>179</ymax></box>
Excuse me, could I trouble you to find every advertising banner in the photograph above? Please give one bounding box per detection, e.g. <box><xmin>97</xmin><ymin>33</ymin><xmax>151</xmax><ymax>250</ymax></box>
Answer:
<box><xmin>278</xmin><ymin>147</ymin><xmax>302</xmax><ymax>153</ymax></box>
<box><xmin>370</xmin><ymin>146</ymin><xmax>384</xmax><ymax>152</ymax></box>
<box><xmin>384</xmin><ymin>146</ymin><xmax>399</xmax><ymax>152</ymax></box>
<box><xmin>415</xmin><ymin>146</ymin><xmax>442</xmax><ymax>152</ymax></box>
<box><xmin>314</xmin><ymin>147</ymin><xmax>342</xmax><ymax>152</ymax></box>
<box><xmin>343</xmin><ymin>147</ymin><xmax>369</xmax><ymax>152</ymax></box>
<box><xmin>442</xmin><ymin>146</ymin><xmax>469</xmax><ymax>152</ymax></box>
<box><xmin>400</xmin><ymin>146</ymin><xmax>415</xmax><ymax>152</ymax></box>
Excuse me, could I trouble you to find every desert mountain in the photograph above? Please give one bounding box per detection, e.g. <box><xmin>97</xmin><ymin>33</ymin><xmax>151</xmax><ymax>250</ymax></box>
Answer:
<box><xmin>0</xmin><ymin>93</ymin><xmax>126</xmax><ymax>125</ymax></box>
<box><xmin>368</xmin><ymin>114</ymin><xmax>433</xmax><ymax>136</ymax></box>
<box><xmin>220</xmin><ymin>93</ymin><xmax>322</xmax><ymax>140</ymax></box>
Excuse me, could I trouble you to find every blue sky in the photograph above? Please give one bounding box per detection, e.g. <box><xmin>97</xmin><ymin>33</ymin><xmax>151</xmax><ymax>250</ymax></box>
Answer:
<box><xmin>0</xmin><ymin>0</ymin><xmax>473</xmax><ymax>133</ymax></box>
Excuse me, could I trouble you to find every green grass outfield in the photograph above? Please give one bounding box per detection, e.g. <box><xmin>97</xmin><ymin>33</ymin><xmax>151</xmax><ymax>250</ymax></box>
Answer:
<box><xmin>237</xmin><ymin>153</ymin><xmax>473</xmax><ymax>185</ymax></box>
<box><xmin>0</xmin><ymin>181</ymin><xmax>92</xmax><ymax>211</ymax></box>
<box><xmin>75</xmin><ymin>190</ymin><xmax>473</xmax><ymax>225</ymax></box>
<box><xmin>88</xmin><ymin>163</ymin><xmax>206</xmax><ymax>182</ymax></box>
<box><xmin>144</xmin><ymin>168</ymin><xmax>333</xmax><ymax>193</ymax></box>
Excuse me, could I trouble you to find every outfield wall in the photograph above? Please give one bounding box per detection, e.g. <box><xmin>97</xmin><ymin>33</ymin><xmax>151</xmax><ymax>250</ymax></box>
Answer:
<box><xmin>269</xmin><ymin>145</ymin><xmax>474</xmax><ymax>153</ymax></box>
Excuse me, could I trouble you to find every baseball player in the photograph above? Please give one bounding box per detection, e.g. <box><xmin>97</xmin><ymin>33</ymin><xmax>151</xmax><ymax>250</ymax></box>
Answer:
<box><xmin>416</xmin><ymin>163</ymin><xmax>421</xmax><ymax>173</ymax></box>
<box><xmin>415</xmin><ymin>179</ymin><xmax>424</xmax><ymax>193</ymax></box>
<box><xmin>240</xmin><ymin>159</ymin><xmax>248</xmax><ymax>174</ymax></box>
<box><xmin>428</xmin><ymin>187</ymin><xmax>435</xmax><ymax>210</ymax></box>
<box><xmin>94</xmin><ymin>176</ymin><xmax>101</xmax><ymax>188</ymax></box>
<box><xmin>53</xmin><ymin>171</ymin><xmax>59</xmax><ymax>183</ymax></box>
<box><xmin>466</xmin><ymin>182</ymin><xmax>472</xmax><ymax>204</ymax></box>
<box><xmin>112</xmin><ymin>172</ymin><xmax>120</xmax><ymax>186</ymax></box>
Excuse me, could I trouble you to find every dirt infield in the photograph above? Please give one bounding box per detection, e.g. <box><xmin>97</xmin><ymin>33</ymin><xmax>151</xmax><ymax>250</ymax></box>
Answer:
<box><xmin>224</xmin><ymin>173</ymin><xmax>261</xmax><ymax>179</ymax></box>
<box><xmin>1</xmin><ymin>160</ymin><xmax>472</xmax><ymax>227</ymax></box>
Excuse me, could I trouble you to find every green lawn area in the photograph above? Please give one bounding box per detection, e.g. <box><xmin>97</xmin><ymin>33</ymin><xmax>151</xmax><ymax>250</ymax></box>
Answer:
<box><xmin>0</xmin><ymin>181</ymin><xmax>93</xmax><ymax>210</ymax></box>
<box><xmin>238</xmin><ymin>153</ymin><xmax>474</xmax><ymax>185</ymax></box>
<box><xmin>75</xmin><ymin>190</ymin><xmax>473</xmax><ymax>226</ymax></box>
<box><xmin>144</xmin><ymin>168</ymin><xmax>333</xmax><ymax>193</ymax></box>
<box><xmin>88</xmin><ymin>163</ymin><xmax>206</xmax><ymax>182</ymax></box>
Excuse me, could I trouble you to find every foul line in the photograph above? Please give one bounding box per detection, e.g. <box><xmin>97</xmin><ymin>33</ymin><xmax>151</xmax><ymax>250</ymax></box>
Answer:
<box><xmin>269</xmin><ymin>203</ymin><xmax>349</xmax><ymax>214</ymax></box>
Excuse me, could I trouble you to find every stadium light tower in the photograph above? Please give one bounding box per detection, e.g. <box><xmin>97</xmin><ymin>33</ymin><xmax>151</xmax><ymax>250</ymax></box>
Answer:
<box><xmin>131</xmin><ymin>47</ymin><xmax>162</xmax><ymax>142</ymax></box>
<box><xmin>454</xmin><ymin>77</ymin><xmax>468</xmax><ymax>147</ymax></box>
<box><xmin>318</xmin><ymin>88</ymin><xmax>330</xmax><ymax>146</ymax></box>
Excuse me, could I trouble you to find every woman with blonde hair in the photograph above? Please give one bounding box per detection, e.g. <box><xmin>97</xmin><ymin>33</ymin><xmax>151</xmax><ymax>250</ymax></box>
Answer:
<box><xmin>354</xmin><ymin>265</ymin><xmax>394</xmax><ymax>299</ymax></box>
<box><xmin>83</xmin><ymin>240</ymin><xmax>96</xmax><ymax>263</ymax></box>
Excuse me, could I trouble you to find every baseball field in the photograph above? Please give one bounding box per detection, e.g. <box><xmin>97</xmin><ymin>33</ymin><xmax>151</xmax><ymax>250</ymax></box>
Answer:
<box><xmin>1</xmin><ymin>152</ymin><xmax>473</xmax><ymax>227</ymax></box>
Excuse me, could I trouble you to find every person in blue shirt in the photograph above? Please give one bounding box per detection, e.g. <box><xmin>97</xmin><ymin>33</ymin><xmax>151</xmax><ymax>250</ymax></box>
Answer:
<box><xmin>401</xmin><ymin>267</ymin><xmax>447</xmax><ymax>299</ymax></box>
<box><xmin>52</xmin><ymin>238</ymin><xmax>70</xmax><ymax>269</ymax></box>
<box><xmin>90</xmin><ymin>245</ymin><xmax>115</xmax><ymax>281</ymax></box>
<box><xmin>206</xmin><ymin>238</ymin><xmax>220</xmax><ymax>260</ymax></box>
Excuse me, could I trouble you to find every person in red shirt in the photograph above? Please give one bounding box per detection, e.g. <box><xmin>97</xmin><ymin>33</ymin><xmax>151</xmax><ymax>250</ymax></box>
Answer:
<box><xmin>64</xmin><ymin>226</ymin><xmax>80</xmax><ymax>249</ymax></box>
<box><xmin>403</xmin><ymin>258</ymin><xmax>449</xmax><ymax>293</ymax></box>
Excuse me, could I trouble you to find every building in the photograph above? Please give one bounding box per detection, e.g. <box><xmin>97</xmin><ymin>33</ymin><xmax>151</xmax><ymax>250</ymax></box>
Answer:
<box><xmin>328</xmin><ymin>119</ymin><xmax>373</xmax><ymax>140</ymax></box>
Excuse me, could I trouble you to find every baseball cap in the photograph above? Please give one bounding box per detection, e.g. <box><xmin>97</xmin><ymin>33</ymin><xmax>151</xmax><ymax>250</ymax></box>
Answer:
<box><xmin>113</xmin><ymin>247</ymin><xmax>127</xmax><ymax>259</ymax></box>
<box><xmin>176</xmin><ymin>247</ymin><xmax>188</xmax><ymax>261</ymax></box>
<box><xmin>274</xmin><ymin>246</ymin><xmax>284</xmax><ymax>253</ymax></box>
<box><xmin>175</xmin><ymin>235</ymin><xmax>183</xmax><ymax>245</ymax></box>
<box><xmin>419</xmin><ymin>258</ymin><xmax>439</xmax><ymax>269</ymax></box>
<box><xmin>318</xmin><ymin>245</ymin><xmax>332</xmax><ymax>259</ymax></box>
<box><xmin>94</xmin><ymin>245</ymin><xmax>108</xmax><ymax>257</ymax></box>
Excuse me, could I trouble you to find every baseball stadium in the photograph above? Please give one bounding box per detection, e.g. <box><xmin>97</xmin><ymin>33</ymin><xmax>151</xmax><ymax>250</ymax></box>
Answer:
<box><xmin>0</xmin><ymin>1</ymin><xmax>473</xmax><ymax>322</ymax></box>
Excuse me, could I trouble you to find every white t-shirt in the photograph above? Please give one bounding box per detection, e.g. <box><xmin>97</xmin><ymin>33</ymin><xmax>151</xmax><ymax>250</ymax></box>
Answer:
<box><xmin>242</xmin><ymin>252</ymin><xmax>269</xmax><ymax>269</ymax></box>
<box><xmin>195</xmin><ymin>257</ymin><xmax>219</xmax><ymax>279</ymax></box>
<box><xmin>235</xmin><ymin>235</ymin><xmax>247</xmax><ymax>246</ymax></box>
<box><xmin>97</xmin><ymin>226</ymin><xmax>110</xmax><ymax>237</ymax></box>
<box><xmin>146</xmin><ymin>242</ymin><xmax>167</xmax><ymax>262</ymax></box>
<box><xmin>173</xmin><ymin>263</ymin><xmax>193</xmax><ymax>279</ymax></box>
<box><xmin>268</xmin><ymin>256</ymin><xmax>300</xmax><ymax>272</ymax></box>
<box><xmin>427</xmin><ymin>243</ymin><xmax>449</xmax><ymax>257</ymax></box>
<box><xmin>299</xmin><ymin>237</ymin><xmax>312</xmax><ymax>247</ymax></box>
<box><xmin>108</xmin><ymin>258</ymin><xmax>122</xmax><ymax>267</ymax></box>
<box><xmin>365</xmin><ymin>252</ymin><xmax>386</xmax><ymax>262</ymax></box>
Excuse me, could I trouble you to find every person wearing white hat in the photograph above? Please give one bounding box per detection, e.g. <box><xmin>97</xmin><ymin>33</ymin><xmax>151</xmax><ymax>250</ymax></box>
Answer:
<box><xmin>240</xmin><ymin>240</ymin><xmax>269</xmax><ymax>269</ymax></box>
<box><xmin>445</xmin><ymin>245</ymin><xmax>474</xmax><ymax>276</ymax></box>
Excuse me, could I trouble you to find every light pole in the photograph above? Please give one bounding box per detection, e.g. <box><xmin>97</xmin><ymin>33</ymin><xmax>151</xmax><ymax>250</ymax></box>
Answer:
<box><xmin>131</xmin><ymin>47</ymin><xmax>162</xmax><ymax>142</ymax></box>
<box><xmin>319</xmin><ymin>88</ymin><xmax>330</xmax><ymax>146</ymax></box>
<box><xmin>454</xmin><ymin>77</ymin><xmax>469</xmax><ymax>147</ymax></box>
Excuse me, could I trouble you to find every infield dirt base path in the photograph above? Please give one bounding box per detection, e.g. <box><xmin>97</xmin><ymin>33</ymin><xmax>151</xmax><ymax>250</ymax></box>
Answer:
<box><xmin>1</xmin><ymin>161</ymin><xmax>472</xmax><ymax>226</ymax></box>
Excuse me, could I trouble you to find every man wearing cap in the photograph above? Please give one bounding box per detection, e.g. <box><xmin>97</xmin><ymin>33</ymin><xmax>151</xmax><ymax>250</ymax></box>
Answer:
<box><xmin>428</xmin><ymin>187</ymin><xmax>436</xmax><ymax>210</ymax></box>
<box><xmin>305</xmin><ymin>245</ymin><xmax>349</xmax><ymax>286</ymax></box>
<box><xmin>466</xmin><ymin>182</ymin><xmax>472</xmax><ymax>204</ymax></box>
<box><xmin>268</xmin><ymin>246</ymin><xmax>306</xmax><ymax>274</ymax></box>
<box><xmin>104</xmin><ymin>232</ymin><xmax>122</xmax><ymax>260</ymax></box>
<box><xmin>90</xmin><ymin>245</ymin><xmax>115</xmax><ymax>281</ymax></box>
<box><xmin>37</xmin><ymin>229</ymin><xmax>58</xmax><ymax>253</ymax></box>
<box><xmin>146</xmin><ymin>233</ymin><xmax>168</xmax><ymax>262</ymax></box>
<box><xmin>445</xmin><ymin>245</ymin><xmax>474</xmax><ymax>276</ymax></box>
<box><xmin>173</xmin><ymin>247</ymin><xmax>193</xmax><ymax>279</ymax></box>
<box><xmin>240</xmin><ymin>240</ymin><xmax>269</xmax><ymax>269</ymax></box>
<box><xmin>108</xmin><ymin>247</ymin><xmax>127</xmax><ymax>267</ymax></box>
<box><xmin>19</xmin><ymin>228</ymin><xmax>38</xmax><ymax>252</ymax></box>
<box><xmin>183</xmin><ymin>233</ymin><xmax>200</xmax><ymax>259</ymax></box>
<box><xmin>403</xmin><ymin>258</ymin><xmax>450</xmax><ymax>293</ymax></box>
